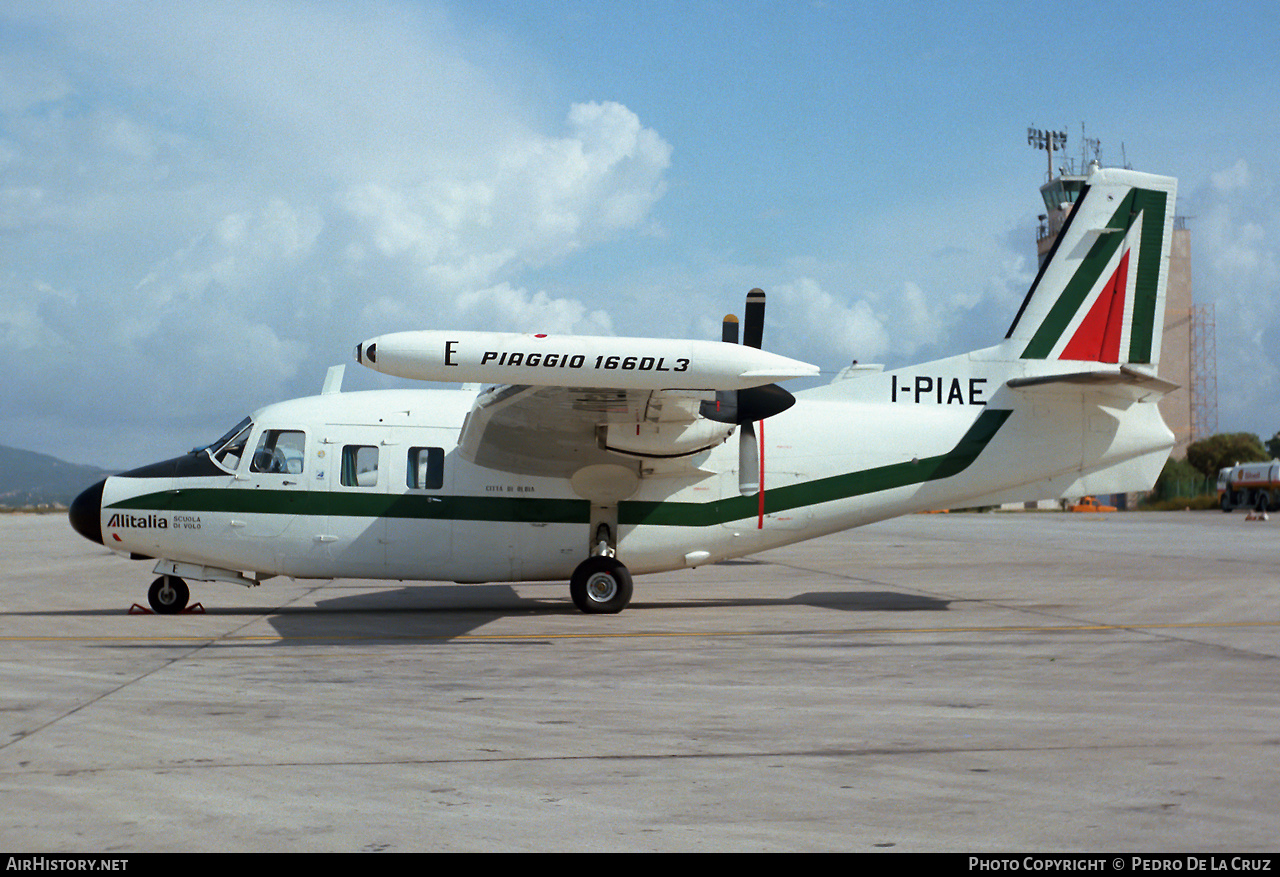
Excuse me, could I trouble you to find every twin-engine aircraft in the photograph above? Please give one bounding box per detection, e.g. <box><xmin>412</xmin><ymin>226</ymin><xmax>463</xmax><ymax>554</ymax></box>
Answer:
<box><xmin>70</xmin><ymin>167</ymin><xmax>1179</xmax><ymax>615</ymax></box>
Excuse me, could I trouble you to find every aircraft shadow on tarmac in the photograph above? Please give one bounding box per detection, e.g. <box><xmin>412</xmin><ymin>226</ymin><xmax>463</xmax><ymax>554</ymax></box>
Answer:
<box><xmin>5</xmin><ymin>574</ymin><xmax>947</xmax><ymax>643</ymax></box>
<box><xmin>257</xmin><ymin>583</ymin><xmax>950</xmax><ymax>644</ymax></box>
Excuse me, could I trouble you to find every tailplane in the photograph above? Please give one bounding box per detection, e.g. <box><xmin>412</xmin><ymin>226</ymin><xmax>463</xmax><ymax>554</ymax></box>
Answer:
<box><xmin>1002</xmin><ymin>167</ymin><xmax>1176</xmax><ymax>368</ymax></box>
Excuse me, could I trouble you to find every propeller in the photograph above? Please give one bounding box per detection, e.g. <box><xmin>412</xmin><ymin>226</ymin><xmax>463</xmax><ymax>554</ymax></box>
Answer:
<box><xmin>699</xmin><ymin>288</ymin><xmax>795</xmax><ymax>496</ymax></box>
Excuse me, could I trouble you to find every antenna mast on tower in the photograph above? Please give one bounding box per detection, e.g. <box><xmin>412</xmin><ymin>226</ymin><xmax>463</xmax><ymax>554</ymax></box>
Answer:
<box><xmin>1027</xmin><ymin>127</ymin><xmax>1067</xmax><ymax>181</ymax></box>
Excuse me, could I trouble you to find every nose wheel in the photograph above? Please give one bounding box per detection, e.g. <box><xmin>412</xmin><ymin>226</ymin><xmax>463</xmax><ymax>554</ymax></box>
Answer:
<box><xmin>569</xmin><ymin>556</ymin><xmax>633</xmax><ymax>614</ymax></box>
<box><xmin>148</xmin><ymin>575</ymin><xmax>190</xmax><ymax>614</ymax></box>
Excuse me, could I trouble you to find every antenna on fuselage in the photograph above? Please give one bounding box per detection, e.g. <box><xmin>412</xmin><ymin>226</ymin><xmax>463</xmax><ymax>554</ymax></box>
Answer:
<box><xmin>321</xmin><ymin>365</ymin><xmax>345</xmax><ymax>395</ymax></box>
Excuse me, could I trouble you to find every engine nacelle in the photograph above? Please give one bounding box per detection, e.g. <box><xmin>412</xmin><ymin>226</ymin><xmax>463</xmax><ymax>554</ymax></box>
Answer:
<box><xmin>601</xmin><ymin>419</ymin><xmax>735</xmax><ymax>460</ymax></box>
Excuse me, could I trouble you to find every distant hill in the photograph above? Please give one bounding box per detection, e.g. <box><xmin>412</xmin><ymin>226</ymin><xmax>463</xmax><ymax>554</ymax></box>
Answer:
<box><xmin>0</xmin><ymin>445</ymin><xmax>114</xmax><ymax>509</ymax></box>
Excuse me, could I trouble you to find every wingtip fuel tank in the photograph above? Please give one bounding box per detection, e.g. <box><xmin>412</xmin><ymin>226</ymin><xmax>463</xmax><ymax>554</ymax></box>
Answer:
<box><xmin>355</xmin><ymin>330</ymin><xmax>819</xmax><ymax>390</ymax></box>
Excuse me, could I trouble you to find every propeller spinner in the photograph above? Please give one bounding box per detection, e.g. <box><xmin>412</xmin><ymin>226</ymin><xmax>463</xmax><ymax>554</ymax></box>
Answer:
<box><xmin>699</xmin><ymin>289</ymin><xmax>795</xmax><ymax>497</ymax></box>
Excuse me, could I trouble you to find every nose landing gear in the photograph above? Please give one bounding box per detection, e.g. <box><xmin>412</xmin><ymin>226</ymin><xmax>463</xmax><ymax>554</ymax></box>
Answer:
<box><xmin>147</xmin><ymin>575</ymin><xmax>190</xmax><ymax>614</ymax></box>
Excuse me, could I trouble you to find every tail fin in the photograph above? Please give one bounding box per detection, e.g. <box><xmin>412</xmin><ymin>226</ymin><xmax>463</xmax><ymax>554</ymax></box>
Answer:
<box><xmin>1004</xmin><ymin>168</ymin><xmax>1176</xmax><ymax>367</ymax></box>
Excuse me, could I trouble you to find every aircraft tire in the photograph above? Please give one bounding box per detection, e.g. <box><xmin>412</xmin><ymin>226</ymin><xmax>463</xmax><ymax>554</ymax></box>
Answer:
<box><xmin>148</xmin><ymin>576</ymin><xmax>190</xmax><ymax>614</ymax></box>
<box><xmin>570</xmin><ymin>557</ymin><xmax>633</xmax><ymax>614</ymax></box>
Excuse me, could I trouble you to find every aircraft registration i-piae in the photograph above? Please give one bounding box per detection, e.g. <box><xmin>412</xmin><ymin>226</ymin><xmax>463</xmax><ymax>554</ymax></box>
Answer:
<box><xmin>70</xmin><ymin>166</ymin><xmax>1179</xmax><ymax>615</ymax></box>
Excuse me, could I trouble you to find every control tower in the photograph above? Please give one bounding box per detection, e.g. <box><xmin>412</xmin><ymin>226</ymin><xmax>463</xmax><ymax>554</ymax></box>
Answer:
<box><xmin>1035</xmin><ymin>171</ymin><xmax>1089</xmax><ymax>267</ymax></box>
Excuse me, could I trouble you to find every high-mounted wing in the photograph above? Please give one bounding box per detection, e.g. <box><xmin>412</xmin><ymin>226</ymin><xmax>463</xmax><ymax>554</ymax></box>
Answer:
<box><xmin>355</xmin><ymin>291</ymin><xmax>819</xmax><ymax>479</ymax></box>
<box><xmin>453</xmin><ymin>383</ymin><xmax>736</xmax><ymax>478</ymax></box>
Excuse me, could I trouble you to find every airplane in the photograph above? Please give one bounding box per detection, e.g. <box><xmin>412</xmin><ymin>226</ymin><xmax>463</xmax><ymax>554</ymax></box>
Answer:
<box><xmin>70</xmin><ymin>166</ymin><xmax>1179</xmax><ymax>616</ymax></box>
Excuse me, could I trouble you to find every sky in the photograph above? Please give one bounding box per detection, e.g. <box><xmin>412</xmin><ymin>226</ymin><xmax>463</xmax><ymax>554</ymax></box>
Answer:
<box><xmin>2</xmin><ymin>0</ymin><xmax>1278</xmax><ymax>469</ymax></box>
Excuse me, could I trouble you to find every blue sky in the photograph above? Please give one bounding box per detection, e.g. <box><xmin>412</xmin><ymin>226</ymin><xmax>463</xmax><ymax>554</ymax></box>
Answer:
<box><xmin>2</xmin><ymin>0</ymin><xmax>1278</xmax><ymax>468</ymax></box>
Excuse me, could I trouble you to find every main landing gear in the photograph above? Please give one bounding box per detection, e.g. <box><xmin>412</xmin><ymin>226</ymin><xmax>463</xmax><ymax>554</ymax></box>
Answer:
<box><xmin>147</xmin><ymin>575</ymin><xmax>190</xmax><ymax>614</ymax></box>
<box><xmin>569</xmin><ymin>555</ymin><xmax>633</xmax><ymax>614</ymax></box>
<box><xmin>567</xmin><ymin>465</ymin><xmax>640</xmax><ymax>614</ymax></box>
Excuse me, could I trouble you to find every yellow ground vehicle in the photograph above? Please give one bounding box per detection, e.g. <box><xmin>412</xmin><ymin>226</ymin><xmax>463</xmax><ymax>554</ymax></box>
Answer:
<box><xmin>1070</xmin><ymin>496</ymin><xmax>1117</xmax><ymax>513</ymax></box>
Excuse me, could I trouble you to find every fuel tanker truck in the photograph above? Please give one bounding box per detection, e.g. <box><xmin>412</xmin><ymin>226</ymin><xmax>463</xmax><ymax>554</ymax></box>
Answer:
<box><xmin>1217</xmin><ymin>460</ymin><xmax>1280</xmax><ymax>512</ymax></box>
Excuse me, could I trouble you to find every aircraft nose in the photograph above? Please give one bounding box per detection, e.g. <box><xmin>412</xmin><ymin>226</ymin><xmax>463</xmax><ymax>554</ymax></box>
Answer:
<box><xmin>69</xmin><ymin>478</ymin><xmax>105</xmax><ymax>546</ymax></box>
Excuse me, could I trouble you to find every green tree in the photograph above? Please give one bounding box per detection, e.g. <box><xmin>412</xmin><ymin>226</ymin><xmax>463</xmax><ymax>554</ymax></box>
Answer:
<box><xmin>1185</xmin><ymin>432</ymin><xmax>1269</xmax><ymax>480</ymax></box>
<box><xmin>1267</xmin><ymin>431</ymin><xmax>1280</xmax><ymax>459</ymax></box>
<box><xmin>1151</xmin><ymin>456</ymin><xmax>1210</xmax><ymax>500</ymax></box>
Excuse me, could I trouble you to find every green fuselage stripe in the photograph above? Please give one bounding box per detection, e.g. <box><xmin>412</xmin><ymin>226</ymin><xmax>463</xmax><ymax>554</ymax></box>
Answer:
<box><xmin>621</xmin><ymin>408</ymin><xmax>1011</xmax><ymax>525</ymax></box>
<box><xmin>107</xmin><ymin>409</ymin><xmax>1012</xmax><ymax>527</ymax></box>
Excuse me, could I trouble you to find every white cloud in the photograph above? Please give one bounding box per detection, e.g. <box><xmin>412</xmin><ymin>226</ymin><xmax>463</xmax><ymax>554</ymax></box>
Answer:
<box><xmin>770</xmin><ymin>277</ymin><xmax>890</xmax><ymax>365</ymax></box>
<box><xmin>1210</xmin><ymin>158</ymin><xmax>1250</xmax><ymax>193</ymax></box>
<box><xmin>0</xmin><ymin>5</ymin><xmax>674</xmax><ymax>467</ymax></box>
<box><xmin>0</xmin><ymin>281</ymin><xmax>75</xmax><ymax>354</ymax></box>
<box><xmin>455</xmin><ymin>283</ymin><xmax>616</xmax><ymax>336</ymax></box>
<box><xmin>339</xmin><ymin>100</ymin><xmax>670</xmax><ymax>297</ymax></box>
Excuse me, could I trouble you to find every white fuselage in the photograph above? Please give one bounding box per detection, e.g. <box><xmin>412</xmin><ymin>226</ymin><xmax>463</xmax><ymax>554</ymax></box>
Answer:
<box><xmin>97</xmin><ymin>348</ymin><xmax>1174</xmax><ymax>587</ymax></box>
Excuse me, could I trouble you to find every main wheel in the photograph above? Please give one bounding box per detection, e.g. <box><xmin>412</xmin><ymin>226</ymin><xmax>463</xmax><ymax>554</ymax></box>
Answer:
<box><xmin>148</xmin><ymin>576</ymin><xmax>190</xmax><ymax>614</ymax></box>
<box><xmin>569</xmin><ymin>556</ymin><xmax>633</xmax><ymax>614</ymax></box>
<box><xmin>1221</xmin><ymin>492</ymin><xmax>1234</xmax><ymax>512</ymax></box>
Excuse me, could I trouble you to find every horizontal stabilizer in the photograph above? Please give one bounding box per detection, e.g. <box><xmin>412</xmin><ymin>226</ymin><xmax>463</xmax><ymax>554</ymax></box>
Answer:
<box><xmin>1007</xmin><ymin>365</ymin><xmax>1179</xmax><ymax>401</ymax></box>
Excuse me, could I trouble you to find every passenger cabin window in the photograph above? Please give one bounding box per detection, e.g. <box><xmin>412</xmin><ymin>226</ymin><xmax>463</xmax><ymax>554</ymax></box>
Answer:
<box><xmin>407</xmin><ymin>447</ymin><xmax>444</xmax><ymax>490</ymax></box>
<box><xmin>250</xmin><ymin>430</ymin><xmax>306</xmax><ymax>474</ymax></box>
<box><xmin>341</xmin><ymin>445</ymin><xmax>379</xmax><ymax>487</ymax></box>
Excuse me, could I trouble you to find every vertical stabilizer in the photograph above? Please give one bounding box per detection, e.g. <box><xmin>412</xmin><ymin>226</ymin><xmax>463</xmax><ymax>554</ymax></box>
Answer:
<box><xmin>1004</xmin><ymin>168</ymin><xmax>1176</xmax><ymax>367</ymax></box>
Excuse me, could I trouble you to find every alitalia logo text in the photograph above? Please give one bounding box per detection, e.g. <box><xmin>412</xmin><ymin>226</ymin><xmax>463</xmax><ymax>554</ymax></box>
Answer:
<box><xmin>107</xmin><ymin>513</ymin><xmax>168</xmax><ymax>529</ymax></box>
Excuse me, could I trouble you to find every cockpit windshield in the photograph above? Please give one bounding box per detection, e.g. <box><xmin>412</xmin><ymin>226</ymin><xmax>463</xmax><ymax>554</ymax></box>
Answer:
<box><xmin>200</xmin><ymin>416</ymin><xmax>253</xmax><ymax>472</ymax></box>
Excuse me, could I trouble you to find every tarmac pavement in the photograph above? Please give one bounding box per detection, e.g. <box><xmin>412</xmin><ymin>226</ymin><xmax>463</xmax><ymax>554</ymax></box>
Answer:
<box><xmin>1</xmin><ymin>510</ymin><xmax>1277</xmax><ymax>852</ymax></box>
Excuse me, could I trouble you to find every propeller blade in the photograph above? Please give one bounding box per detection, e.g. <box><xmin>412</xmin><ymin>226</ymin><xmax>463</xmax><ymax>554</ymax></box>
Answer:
<box><xmin>722</xmin><ymin>313</ymin><xmax>740</xmax><ymax>344</ymax></box>
<box><xmin>738</xmin><ymin>419</ymin><xmax>760</xmax><ymax>496</ymax></box>
<box><xmin>736</xmin><ymin>291</ymin><xmax>768</xmax><ymax>498</ymax></box>
<box><xmin>742</xmin><ymin>288</ymin><xmax>766</xmax><ymax>349</ymax></box>
<box><xmin>702</xmin><ymin>313</ymin><xmax>743</xmax><ymax>422</ymax></box>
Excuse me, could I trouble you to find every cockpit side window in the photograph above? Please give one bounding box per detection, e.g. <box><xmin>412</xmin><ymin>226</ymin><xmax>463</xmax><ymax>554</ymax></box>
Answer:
<box><xmin>250</xmin><ymin>429</ymin><xmax>306</xmax><ymax>474</ymax></box>
<box><xmin>206</xmin><ymin>417</ymin><xmax>253</xmax><ymax>472</ymax></box>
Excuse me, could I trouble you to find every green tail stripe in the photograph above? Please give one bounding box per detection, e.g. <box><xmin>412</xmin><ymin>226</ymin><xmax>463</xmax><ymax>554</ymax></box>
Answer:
<box><xmin>1021</xmin><ymin>191</ymin><xmax>1134</xmax><ymax>359</ymax></box>
<box><xmin>1126</xmin><ymin>189</ymin><xmax>1168</xmax><ymax>363</ymax></box>
<box><xmin>107</xmin><ymin>409</ymin><xmax>1012</xmax><ymax>528</ymax></box>
<box><xmin>1021</xmin><ymin>188</ymin><xmax>1167</xmax><ymax>361</ymax></box>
